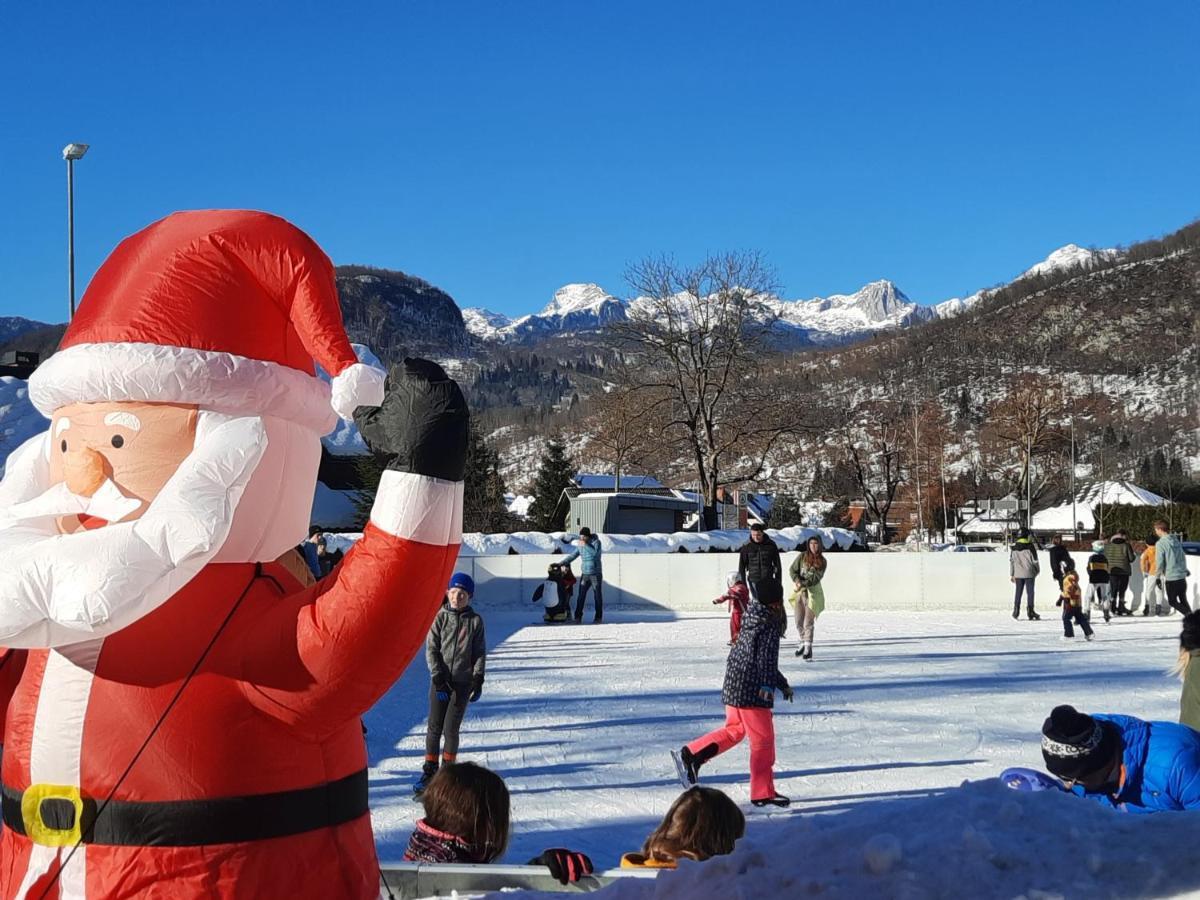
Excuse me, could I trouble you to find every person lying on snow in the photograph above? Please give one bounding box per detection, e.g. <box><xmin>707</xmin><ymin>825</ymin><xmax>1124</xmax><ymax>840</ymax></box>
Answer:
<box><xmin>403</xmin><ymin>762</ymin><xmax>594</xmax><ymax>884</ymax></box>
<box><xmin>621</xmin><ymin>786</ymin><xmax>745</xmax><ymax>869</ymax></box>
<box><xmin>1041</xmin><ymin>704</ymin><xmax>1200</xmax><ymax>812</ymax></box>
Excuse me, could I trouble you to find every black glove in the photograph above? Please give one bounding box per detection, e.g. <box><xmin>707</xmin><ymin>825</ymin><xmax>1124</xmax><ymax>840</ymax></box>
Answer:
<box><xmin>530</xmin><ymin>848</ymin><xmax>594</xmax><ymax>884</ymax></box>
<box><xmin>781</xmin><ymin>684</ymin><xmax>794</xmax><ymax>702</ymax></box>
<box><xmin>469</xmin><ymin>677</ymin><xmax>483</xmax><ymax>703</ymax></box>
<box><xmin>1055</xmin><ymin>598</ymin><xmax>1063</xmax><ymax>607</ymax></box>
<box><xmin>354</xmin><ymin>358</ymin><xmax>469</xmax><ymax>481</ymax></box>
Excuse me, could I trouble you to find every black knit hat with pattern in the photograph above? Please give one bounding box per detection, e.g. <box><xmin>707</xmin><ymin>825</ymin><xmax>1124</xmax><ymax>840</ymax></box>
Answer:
<box><xmin>1040</xmin><ymin>705</ymin><xmax>1118</xmax><ymax>780</ymax></box>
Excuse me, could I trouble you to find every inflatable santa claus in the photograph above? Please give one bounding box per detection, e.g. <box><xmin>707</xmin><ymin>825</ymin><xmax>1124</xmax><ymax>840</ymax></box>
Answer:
<box><xmin>0</xmin><ymin>210</ymin><xmax>467</xmax><ymax>898</ymax></box>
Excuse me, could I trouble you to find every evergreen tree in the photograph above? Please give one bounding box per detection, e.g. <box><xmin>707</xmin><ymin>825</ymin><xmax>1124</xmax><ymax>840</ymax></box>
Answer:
<box><xmin>463</xmin><ymin>421</ymin><xmax>511</xmax><ymax>533</ymax></box>
<box><xmin>956</xmin><ymin>386</ymin><xmax>971</xmax><ymax>430</ymax></box>
<box><xmin>528</xmin><ymin>438</ymin><xmax>576</xmax><ymax>532</ymax></box>
<box><xmin>769</xmin><ymin>493</ymin><xmax>805</xmax><ymax>528</ymax></box>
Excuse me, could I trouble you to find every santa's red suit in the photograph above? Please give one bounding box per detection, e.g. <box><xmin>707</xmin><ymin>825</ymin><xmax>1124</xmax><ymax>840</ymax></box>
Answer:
<box><xmin>0</xmin><ymin>211</ymin><xmax>467</xmax><ymax>898</ymax></box>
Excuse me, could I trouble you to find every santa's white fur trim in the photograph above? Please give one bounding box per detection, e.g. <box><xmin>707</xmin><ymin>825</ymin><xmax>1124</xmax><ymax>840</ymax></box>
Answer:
<box><xmin>369</xmin><ymin>470</ymin><xmax>463</xmax><ymax>545</ymax></box>
<box><xmin>331</xmin><ymin>362</ymin><xmax>386</xmax><ymax>421</ymax></box>
<box><xmin>29</xmin><ymin>342</ymin><xmax>338</xmax><ymax>434</ymax></box>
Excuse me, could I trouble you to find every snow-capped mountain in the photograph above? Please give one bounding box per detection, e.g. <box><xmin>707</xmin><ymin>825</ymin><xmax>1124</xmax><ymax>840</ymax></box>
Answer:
<box><xmin>462</xmin><ymin>242</ymin><xmax>1123</xmax><ymax>347</ymax></box>
<box><xmin>1019</xmin><ymin>244</ymin><xmax>1118</xmax><ymax>280</ymax></box>
<box><xmin>465</xmin><ymin>284</ymin><xmax>626</xmax><ymax>343</ymax></box>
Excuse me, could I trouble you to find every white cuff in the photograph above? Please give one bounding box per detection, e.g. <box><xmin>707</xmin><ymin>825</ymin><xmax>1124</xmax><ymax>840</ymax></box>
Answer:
<box><xmin>369</xmin><ymin>469</ymin><xmax>463</xmax><ymax>545</ymax></box>
<box><xmin>331</xmin><ymin>362</ymin><xmax>387</xmax><ymax>421</ymax></box>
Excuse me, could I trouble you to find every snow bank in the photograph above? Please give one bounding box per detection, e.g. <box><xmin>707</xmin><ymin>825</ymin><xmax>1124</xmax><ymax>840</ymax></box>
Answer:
<box><xmin>450</xmin><ymin>527</ymin><xmax>858</xmax><ymax>557</ymax></box>
<box><xmin>493</xmin><ymin>779</ymin><xmax>1200</xmax><ymax>899</ymax></box>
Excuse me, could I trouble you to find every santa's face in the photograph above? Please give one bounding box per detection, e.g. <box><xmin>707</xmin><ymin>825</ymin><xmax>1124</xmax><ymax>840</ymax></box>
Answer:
<box><xmin>48</xmin><ymin>401</ymin><xmax>198</xmax><ymax>533</ymax></box>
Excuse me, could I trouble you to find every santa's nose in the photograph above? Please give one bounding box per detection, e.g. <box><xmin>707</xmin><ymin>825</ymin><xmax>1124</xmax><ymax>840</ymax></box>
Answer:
<box><xmin>63</xmin><ymin>448</ymin><xmax>107</xmax><ymax>497</ymax></box>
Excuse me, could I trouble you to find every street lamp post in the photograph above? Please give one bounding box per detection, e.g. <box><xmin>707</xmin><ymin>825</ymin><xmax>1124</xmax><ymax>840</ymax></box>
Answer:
<box><xmin>63</xmin><ymin>143</ymin><xmax>89</xmax><ymax>320</ymax></box>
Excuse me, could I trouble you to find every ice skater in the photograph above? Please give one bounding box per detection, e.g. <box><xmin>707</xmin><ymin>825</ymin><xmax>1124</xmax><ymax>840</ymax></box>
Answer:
<box><xmin>1140</xmin><ymin>533</ymin><xmax>1164</xmax><ymax>617</ymax></box>
<box><xmin>416</xmin><ymin>572</ymin><xmax>487</xmax><ymax>796</ymax></box>
<box><xmin>713</xmin><ymin>571</ymin><xmax>750</xmax><ymax>645</ymax></box>
<box><xmin>674</xmin><ymin>594</ymin><xmax>793</xmax><ymax>807</ymax></box>
<box><xmin>1010</xmin><ymin>527</ymin><xmax>1041</xmax><ymax>620</ymax></box>
<box><xmin>789</xmin><ymin>535</ymin><xmax>828</xmax><ymax>660</ymax></box>
<box><xmin>1085</xmin><ymin>541</ymin><xmax>1112</xmax><ymax>624</ymax></box>
<box><xmin>1056</xmin><ymin>565</ymin><xmax>1094</xmax><ymax>642</ymax></box>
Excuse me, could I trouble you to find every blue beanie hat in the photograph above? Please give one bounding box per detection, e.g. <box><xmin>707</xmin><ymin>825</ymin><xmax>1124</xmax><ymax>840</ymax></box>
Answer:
<box><xmin>448</xmin><ymin>572</ymin><xmax>475</xmax><ymax>596</ymax></box>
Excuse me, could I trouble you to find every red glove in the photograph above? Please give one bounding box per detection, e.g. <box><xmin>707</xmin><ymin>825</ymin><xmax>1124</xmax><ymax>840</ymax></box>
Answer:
<box><xmin>530</xmin><ymin>848</ymin><xmax>594</xmax><ymax>884</ymax></box>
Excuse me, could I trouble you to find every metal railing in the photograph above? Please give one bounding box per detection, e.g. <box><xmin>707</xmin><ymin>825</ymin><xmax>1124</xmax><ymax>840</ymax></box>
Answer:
<box><xmin>379</xmin><ymin>862</ymin><xmax>659</xmax><ymax>898</ymax></box>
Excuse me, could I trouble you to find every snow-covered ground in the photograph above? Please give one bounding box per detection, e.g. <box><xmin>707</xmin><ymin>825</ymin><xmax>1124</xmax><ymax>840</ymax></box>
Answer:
<box><xmin>367</xmin><ymin>608</ymin><xmax>1194</xmax><ymax>896</ymax></box>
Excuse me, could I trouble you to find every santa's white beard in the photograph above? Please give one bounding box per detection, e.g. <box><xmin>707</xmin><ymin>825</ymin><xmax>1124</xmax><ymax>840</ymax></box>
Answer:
<box><xmin>0</xmin><ymin>412</ymin><xmax>267</xmax><ymax>648</ymax></box>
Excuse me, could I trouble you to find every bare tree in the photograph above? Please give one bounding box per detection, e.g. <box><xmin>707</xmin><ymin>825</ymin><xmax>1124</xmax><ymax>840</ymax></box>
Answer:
<box><xmin>837</xmin><ymin>400</ymin><xmax>908</xmax><ymax>543</ymax></box>
<box><xmin>582</xmin><ymin>383</ymin><xmax>671</xmax><ymax>488</ymax></box>
<box><xmin>610</xmin><ymin>251</ymin><xmax>796</xmax><ymax>529</ymax></box>
<box><xmin>980</xmin><ymin>375</ymin><xmax>1072</xmax><ymax>512</ymax></box>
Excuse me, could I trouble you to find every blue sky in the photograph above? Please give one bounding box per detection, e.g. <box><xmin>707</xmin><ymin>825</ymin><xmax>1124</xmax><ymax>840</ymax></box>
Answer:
<box><xmin>2</xmin><ymin>1</ymin><xmax>1197</xmax><ymax>324</ymax></box>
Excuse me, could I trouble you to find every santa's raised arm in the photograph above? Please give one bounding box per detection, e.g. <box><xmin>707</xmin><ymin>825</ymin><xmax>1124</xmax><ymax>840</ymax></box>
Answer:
<box><xmin>0</xmin><ymin>210</ymin><xmax>466</xmax><ymax>899</ymax></box>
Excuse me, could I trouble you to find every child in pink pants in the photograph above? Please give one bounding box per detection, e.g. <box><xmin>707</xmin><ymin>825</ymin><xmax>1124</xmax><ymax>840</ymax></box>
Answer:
<box><xmin>713</xmin><ymin>571</ymin><xmax>750</xmax><ymax>645</ymax></box>
<box><xmin>677</xmin><ymin>597</ymin><xmax>793</xmax><ymax>807</ymax></box>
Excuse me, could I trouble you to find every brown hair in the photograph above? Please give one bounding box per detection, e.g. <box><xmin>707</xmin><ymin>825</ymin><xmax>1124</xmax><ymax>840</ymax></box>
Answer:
<box><xmin>1153</xmin><ymin>519</ymin><xmax>1170</xmax><ymax>531</ymax></box>
<box><xmin>420</xmin><ymin>762</ymin><xmax>511</xmax><ymax>862</ymax></box>
<box><xmin>641</xmin><ymin>787</ymin><xmax>745</xmax><ymax>863</ymax></box>
<box><xmin>803</xmin><ymin>536</ymin><xmax>827</xmax><ymax>570</ymax></box>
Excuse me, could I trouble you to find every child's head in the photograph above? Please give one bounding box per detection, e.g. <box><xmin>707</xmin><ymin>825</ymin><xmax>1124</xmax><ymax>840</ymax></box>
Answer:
<box><xmin>726</xmin><ymin>571</ymin><xmax>743</xmax><ymax>589</ymax></box>
<box><xmin>641</xmin><ymin>786</ymin><xmax>745</xmax><ymax>864</ymax></box>
<box><xmin>1147</xmin><ymin>533</ymin><xmax>1159</xmax><ymax>546</ymax></box>
<box><xmin>420</xmin><ymin>762</ymin><xmax>510</xmax><ymax>862</ymax></box>
<box><xmin>447</xmin><ymin>572</ymin><xmax>475</xmax><ymax>610</ymax></box>
<box><xmin>548</xmin><ymin>563</ymin><xmax>562</xmax><ymax>581</ymax></box>
<box><xmin>1091</xmin><ymin>540</ymin><xmax>1105</xmax><ymax>553</ymax></box>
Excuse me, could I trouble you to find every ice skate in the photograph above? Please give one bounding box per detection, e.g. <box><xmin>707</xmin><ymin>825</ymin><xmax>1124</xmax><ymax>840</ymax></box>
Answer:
<box><xmin>751</xmin><ymin>793</ymin><xmax>791</xmax><ymax>808</ymax></box>
<box><xmin>413</xmin><ymin>760</ymin><xmax>438</xmax><ymax>798</ymax></box>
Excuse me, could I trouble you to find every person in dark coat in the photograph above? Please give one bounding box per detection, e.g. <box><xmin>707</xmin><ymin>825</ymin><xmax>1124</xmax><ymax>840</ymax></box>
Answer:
<box><xmin>737</xmin><ymin>523</ymin><xmax>783</xmax><ymax>607</ymax></box>
<box><xmin>1047</xmin><ymin>534</ymin><xmax>1072</xmax><ymax>590</ymax></box>
<box><xmin>417</xmin><ymin>572</ymin><xmax>487</xmax><ymax>796</ymax></box>
<box><xmin>1104</xmin><ymin>529</ymin><xmax>1138</xmax><ymax>617</ymax></box>
<box><xmin>675</xmin><ymin>596</ymin><xmax>793</xmax><ymax>807</ymax></box>
<box><xmin>1041</xmin><ymin>705</ymin><xmax>1200</xmax><ymax>812</ymax></box>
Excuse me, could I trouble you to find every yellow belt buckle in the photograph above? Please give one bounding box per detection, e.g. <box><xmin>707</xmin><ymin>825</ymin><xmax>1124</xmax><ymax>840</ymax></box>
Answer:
<box><xmin>22</xmin><ymin>784</ymin><xmax>85</xmax><ymax>847</ymax></box>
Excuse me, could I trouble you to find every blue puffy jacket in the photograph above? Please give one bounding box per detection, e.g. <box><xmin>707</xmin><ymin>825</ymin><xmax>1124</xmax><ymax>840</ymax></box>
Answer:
<box><xmin>562</xmin><ymin>535</ymin><xmax>603</xmax><ymax>576</ymax></box>
<box><xmin>1070</xmin><ymin>714</ymin><xmax>1200</xmax><ymax>813</ymax></box>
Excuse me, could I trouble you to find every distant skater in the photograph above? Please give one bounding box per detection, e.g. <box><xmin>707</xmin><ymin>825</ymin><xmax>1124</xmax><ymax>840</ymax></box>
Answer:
<box><xmin>1010</xmin><ymin>528</ymin><xmax>1041</xmax><ymax>620</ymax></box>
<box><xmin>1085</xmin><ymin>541</ymin><xmax>1111</xmax><ymax>624</ymax></box>
<box><xmin>1057</xmin><ymin>565</ymin><xmax>1094</xmax><ymax>642</ymax></box>
<box><xmin>713</xmin><ymin>571</ymin><xmax>750</xmax><ymax>645</ymax></box>
<box><xmin>789</xmin><ymin>536</ymin><xmax>828</xmax><ymax>661</ymax></box>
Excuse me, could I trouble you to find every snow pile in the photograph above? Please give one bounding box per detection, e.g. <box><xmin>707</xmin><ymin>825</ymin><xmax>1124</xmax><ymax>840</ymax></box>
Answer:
<box><xmin>0</xmin><ymin>377</ymin><xmax>48</xmax><ymax>474</ymax></box>
<box><xmin>493</xmin><ymin>779</ymin><xmax>1200</xmax><ymax>899</ymax></box>
<box><xmin>451</xmin><ymin>527</ymin><xmax>858</xmax><ymax>556</ymax></box>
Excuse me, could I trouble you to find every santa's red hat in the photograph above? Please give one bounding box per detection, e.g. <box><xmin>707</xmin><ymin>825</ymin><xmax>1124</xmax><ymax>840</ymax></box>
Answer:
<box><xmin>28</xmin><ymin>210</ymin><xmax>383</xmax><ymax>433</ymax></box>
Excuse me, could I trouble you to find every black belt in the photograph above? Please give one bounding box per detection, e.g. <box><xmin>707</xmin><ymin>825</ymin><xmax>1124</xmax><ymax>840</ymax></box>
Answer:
<box><xmin>1</xmin><ymin>768</ymin><xmax>368</xmax><ymax>847</ymax></box>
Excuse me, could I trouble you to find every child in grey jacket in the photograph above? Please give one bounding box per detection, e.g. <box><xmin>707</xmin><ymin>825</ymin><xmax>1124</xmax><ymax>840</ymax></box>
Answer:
<box><xmin>416</xmin><ymin>572</ymin><xmax>487</xmax><ymax>796</ymax></box>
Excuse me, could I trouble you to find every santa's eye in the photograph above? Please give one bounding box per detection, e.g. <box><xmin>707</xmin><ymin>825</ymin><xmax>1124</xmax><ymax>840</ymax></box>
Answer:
<box><xmin>110</xmin><ymin>435</ymin><xmax>125</xmax><ymax>449</ymax></box>
<box><xmin>60</xmin><ymin>439</ymin><xmax>67</xmax><ymax>453</ymax></box>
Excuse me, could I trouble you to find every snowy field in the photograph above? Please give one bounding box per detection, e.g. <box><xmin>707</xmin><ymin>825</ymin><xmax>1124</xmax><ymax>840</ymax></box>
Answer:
<box><xmin>366</xmin><ymin>606</ymin><xmax>1195</xmax><ymax>895</ymax></box>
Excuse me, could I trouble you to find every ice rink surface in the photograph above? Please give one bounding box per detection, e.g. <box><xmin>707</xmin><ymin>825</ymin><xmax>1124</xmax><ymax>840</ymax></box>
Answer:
<box><xmin>366</xmin><ymin>607</ymin><xmax>1184</xmax><ymax>868</ymax></box>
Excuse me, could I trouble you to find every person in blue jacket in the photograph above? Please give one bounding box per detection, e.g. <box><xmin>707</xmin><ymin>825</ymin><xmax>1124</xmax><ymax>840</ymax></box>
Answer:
<box><xmin>562</xmin><ymin>527</ymin><xmax>604</xmax><ymax>624</ymax></box>
<box><xmin>1040</xmin><ymin>704</ymin><xmax>1200</xmax><ymax>812</ymax></box>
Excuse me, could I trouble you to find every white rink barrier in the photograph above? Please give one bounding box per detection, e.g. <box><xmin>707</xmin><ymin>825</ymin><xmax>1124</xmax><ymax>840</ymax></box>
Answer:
<box><xmin>456</xmin><ymin>551</ymin><xmax>1199</xmax><ymax>614</ymax></box>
